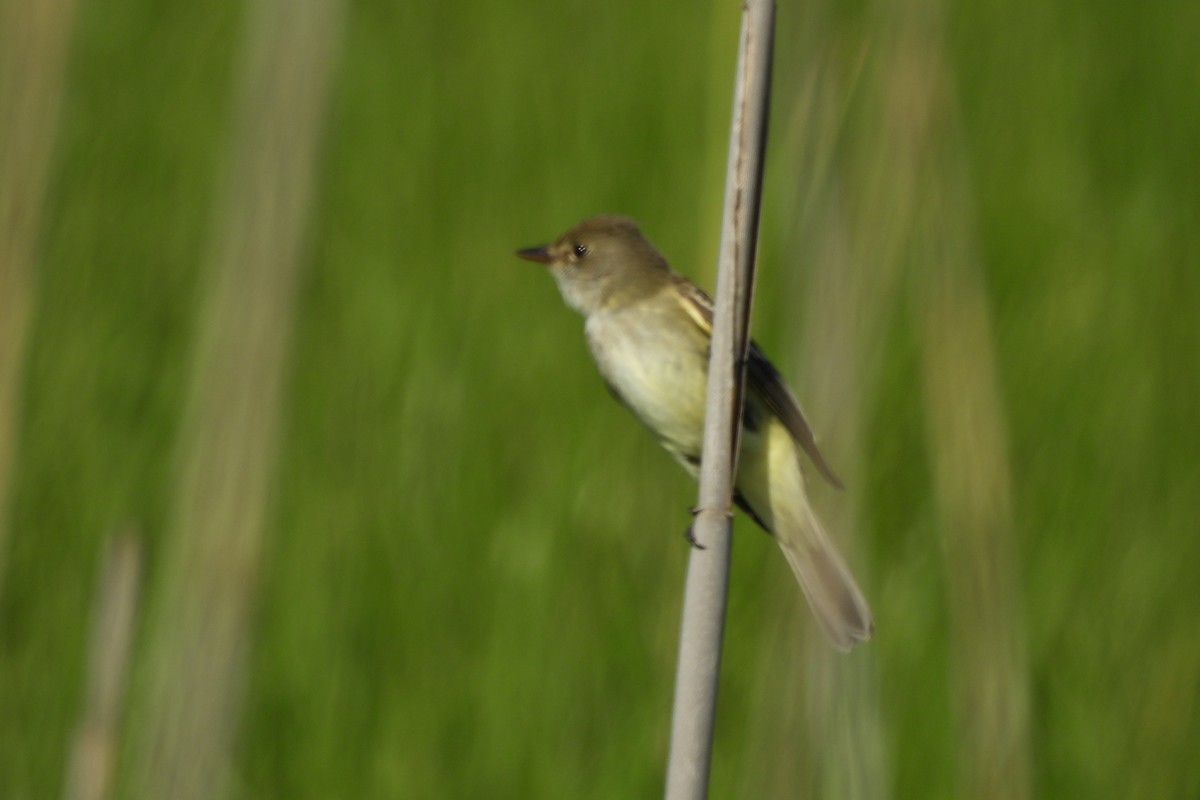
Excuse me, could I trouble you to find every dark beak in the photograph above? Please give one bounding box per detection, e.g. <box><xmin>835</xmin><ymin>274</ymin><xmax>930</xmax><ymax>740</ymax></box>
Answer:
<box><xmin>516</xmin><ymin>245</ymin><xmax>553</xmax><ymax>264</ymax></box>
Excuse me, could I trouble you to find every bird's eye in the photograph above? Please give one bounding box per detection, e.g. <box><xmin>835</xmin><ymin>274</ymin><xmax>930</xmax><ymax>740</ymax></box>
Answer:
<box><xmin>573</xmin><ymin>243</ymin><xmax>589</xmax><ymax>259</ymax></box>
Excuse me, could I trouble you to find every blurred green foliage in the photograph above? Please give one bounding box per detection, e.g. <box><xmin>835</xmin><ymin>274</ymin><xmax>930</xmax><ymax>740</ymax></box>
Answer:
<box><xmin>1</xmin><ymin>0</ymin><xmax>1197</xmax><ymax>797</ymax></box>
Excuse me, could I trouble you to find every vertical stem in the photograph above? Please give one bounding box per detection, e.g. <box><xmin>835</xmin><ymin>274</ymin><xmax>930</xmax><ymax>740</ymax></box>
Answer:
<box><xmin>918</xmin><ymin>183</ymin><xmax>1032</xmax><ymax>800</ymax></box>
<box><xmin>128</xmin><ymin>0</ymin><xmax>342</xmax><ymax>797</ymax></box>
<box><xmin>664</xmin><ymin>1</ymin><xmax>775</xmax><ymax>798</ymax></box>
<box><xmin>64</xmin><ymin>532</ymin><xmax>144</xmax><ymax>800</ymax></box>
<box><xmin>0</xmin><ymin>0</ymin><xmax>79</xmax><ymax>592</ymax></box>
<box><xmin>883</xmin><ymin>1</ymin><xmax>1033</xmax><ymax>794</ymax></box>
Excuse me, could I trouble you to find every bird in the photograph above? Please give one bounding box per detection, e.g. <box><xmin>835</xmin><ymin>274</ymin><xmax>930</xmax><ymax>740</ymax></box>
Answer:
<box><xmin>517</xmin><ymin>214</ymin><xmax>873</xmax><ymax>650</ymax></box>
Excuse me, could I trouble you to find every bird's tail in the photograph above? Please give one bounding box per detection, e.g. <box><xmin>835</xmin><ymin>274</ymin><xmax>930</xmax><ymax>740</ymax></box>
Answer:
<box><xmin>776</xmin><ymin>502</ymin><xmax>874</xmax><ymax>651</ymax></box>
<box><xmin>737</xmin><ymin>417</ymin><xmax>874</xmax><ymax>650</ymax></box>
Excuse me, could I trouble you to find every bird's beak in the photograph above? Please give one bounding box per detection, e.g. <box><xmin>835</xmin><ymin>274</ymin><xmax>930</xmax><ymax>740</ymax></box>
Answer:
<box><xmin>515</xmin><ymin>245</ymin><xmax>554</xmax><ymax>264</ymax></box>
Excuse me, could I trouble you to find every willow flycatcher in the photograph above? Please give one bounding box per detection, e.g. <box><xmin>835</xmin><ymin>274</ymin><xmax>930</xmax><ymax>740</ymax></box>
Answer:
<box><xmin>517</xmin><ymin>215</ymin><xmax>873</xmax><ymax>650</ymax></box>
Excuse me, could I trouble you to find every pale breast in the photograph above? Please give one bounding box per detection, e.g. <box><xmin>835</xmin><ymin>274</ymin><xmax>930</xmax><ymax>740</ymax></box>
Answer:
<box><xmin>585</xmin><ymin>302</ymin><xmax>710</xmax><ymax>458</ymax></box>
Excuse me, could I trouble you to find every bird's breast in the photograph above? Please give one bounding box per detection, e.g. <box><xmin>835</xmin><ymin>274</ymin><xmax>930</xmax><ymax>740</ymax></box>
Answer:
<box><xmin>585</xmin><ymin>304</ymin><xmax>709</xmax><ymax>459</ymax></box>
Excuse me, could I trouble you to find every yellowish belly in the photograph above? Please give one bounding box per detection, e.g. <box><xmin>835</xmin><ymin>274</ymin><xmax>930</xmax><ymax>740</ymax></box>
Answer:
<box><xmin>585</xmin><ymin>305</ymin><xmax>709</xmax><ymax>459</ymax></box>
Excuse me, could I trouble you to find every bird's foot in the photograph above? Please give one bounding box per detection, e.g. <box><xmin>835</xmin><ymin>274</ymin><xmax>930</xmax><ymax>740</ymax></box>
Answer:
<box><xmin>683</xmin><ymin>506</ymin><xmax>734</xmax><ymax>550</ymax></box>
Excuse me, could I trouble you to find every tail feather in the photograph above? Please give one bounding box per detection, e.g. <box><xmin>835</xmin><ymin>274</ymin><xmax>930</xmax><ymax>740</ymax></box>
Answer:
<box><xmin>738</xmin><ymin>417</ymin><xmax>874</xmax><ymax>650</ymax></box>
<box><xmin>777</xmin><ymin>521</ymin><xmax>874</xmax><ymax>651</ymax></box>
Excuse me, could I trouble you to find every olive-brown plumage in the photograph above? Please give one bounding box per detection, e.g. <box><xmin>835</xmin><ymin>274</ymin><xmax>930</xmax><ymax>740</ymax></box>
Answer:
<box><xmin>518</xmin><ymin>215</ymin><xmax>873</xmax><ymax>650</ymax></box>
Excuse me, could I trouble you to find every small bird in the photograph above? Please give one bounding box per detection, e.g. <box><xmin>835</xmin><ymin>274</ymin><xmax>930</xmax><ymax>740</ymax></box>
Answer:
<box><xmin>517</xmin><ymin>215</ymin><xmax>873</xmax><ymax>650</ymax></box>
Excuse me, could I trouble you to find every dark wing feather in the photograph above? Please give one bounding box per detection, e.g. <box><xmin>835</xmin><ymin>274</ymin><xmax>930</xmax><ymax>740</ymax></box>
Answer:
<box><xmin>744</xmin><ymin>346</ymin><xmax>844</xmax><ymax>489</ymax></box>
<box><xmin>673</xmin><ymin>275</ymin><xmax>845</xmax><ymax>490</ymax></box>
<box><xmin>733</xmin><ymin>490</ymin><xmax>773</xmax><ymax>533</ymax></box>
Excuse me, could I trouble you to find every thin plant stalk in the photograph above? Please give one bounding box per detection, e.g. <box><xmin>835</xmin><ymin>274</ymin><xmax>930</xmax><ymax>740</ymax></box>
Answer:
<box><xmin>0</xmin><ymin>0</ymin><xmax>79</xmax><ymax>593</ymax></box>
<box><xmin>127</xmin><ymin>0</ymin><xmax>342</xmax><ymax>797</ymax></box>
<box><xmin>664</xmin><ymin>1</ymin><xmax>775</xmax><ymax>798</ymax></box>
<box><xmin>64</xmin><ymin>532</ymin><xmax>144</xmax><ymax>800</ymax></box>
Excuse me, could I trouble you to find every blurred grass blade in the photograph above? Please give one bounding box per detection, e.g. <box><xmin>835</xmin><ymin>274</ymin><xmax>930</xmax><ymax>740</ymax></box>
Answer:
<box><xmin>918</xmin><ymin>194</ymin><xmax>1033</xmax><ymax>800</ymax></box>
<box><xmin>786</xmin><ymin>31</ymin><xmax>905</xmax><ymax>800</ymax></box>
<box><xmin>895</xmin><ymin>4</ymin><xmax>1034</xmax><ymax>798</ymax></box>
<box><xmin>0</xmin><ymin>0</ymin><xmax>79</xmax><ymax>591</ymax></box>
<box><xmin>795</xmin><ymin>197</ymin><xmax>893</xmax><ymax>800</ymax></box>
<box><xmin>64</xmin><ymin>531</ymin><xmax>144</xmax><ymax>800</ymax></box>
<box><xmin>127</xmin><ymin>0</ymin><xmax>342</xmax><ymax>797</ymax></box>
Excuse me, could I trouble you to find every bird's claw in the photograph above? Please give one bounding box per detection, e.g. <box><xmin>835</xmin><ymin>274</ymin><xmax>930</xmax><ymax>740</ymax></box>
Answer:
<box><xmin>683</xmin><ymin>506</ymin><xmax>733</xmax><ymax>549</ymax></box>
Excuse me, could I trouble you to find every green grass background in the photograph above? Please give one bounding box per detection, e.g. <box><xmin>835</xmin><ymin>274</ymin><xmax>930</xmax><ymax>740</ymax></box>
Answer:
<box><xmin>2</xmin><ymin>0</ymin><xmax>1198</xmax><ymax>796</ymax></box>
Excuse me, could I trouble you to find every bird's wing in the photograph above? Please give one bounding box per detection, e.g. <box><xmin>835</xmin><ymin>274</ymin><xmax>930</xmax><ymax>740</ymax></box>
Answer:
<box><xmin>672</xmin><ymin>275</ymin><xmax>845</xmax><ymax>490</ymax></box>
